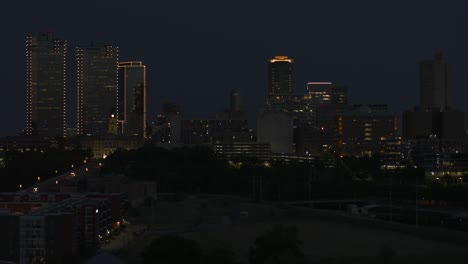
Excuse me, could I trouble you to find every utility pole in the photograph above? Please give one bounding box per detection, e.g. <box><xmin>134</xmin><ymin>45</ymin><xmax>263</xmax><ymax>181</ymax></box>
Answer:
<box><xmin>259</xmin><ymin>175</ymin><xmax>263</xmax><ymax>202</ymax></box>
<box><xmin>415</xmin><ymin>173</ymin><xmax>419</xmax><ymax>227</ymax></box>
<box><xmin>387</xmin><ymin>158</ymin><xmax>393</xmax><ymax>223</ymax></box>
<box><xmin>252</xmin><ymin>174</ymin><xmax>255</xmax><ymax>201</ymax></box>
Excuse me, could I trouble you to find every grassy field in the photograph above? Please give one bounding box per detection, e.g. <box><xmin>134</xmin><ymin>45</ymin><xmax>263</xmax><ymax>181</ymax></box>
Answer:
<box><xmin>116</xmin><ymin>196</ymin><xmax>468</xmax><ymax>264</ymax></box>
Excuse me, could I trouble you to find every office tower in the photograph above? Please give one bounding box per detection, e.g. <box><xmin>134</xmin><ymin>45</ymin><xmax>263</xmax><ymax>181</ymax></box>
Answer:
<box><xmin>230</xmin><ymin>89</ymin><xmax>241</xmax><ymax>112</ymax></box>
<box><xmin>181</xmin><ymin>118</ymin><xmax>250</xmax><ymax>145</ymax></box>
<box><xmin>26</xmin><ymin>32</ymin><xmax>67</xmax><ymax>137</ymax></box>
<box><xmin>338</xmin><ymin>104</ymin><xmax>397</xmax><ymax>157</ymax></box>
<box><xmin>419</xmin><ymin>53</ymin><xmax>449</xmax><ymax>111</ymax></box>
<box><xmin>403</xmin><ymin>53</ymin><xmax>464</xmax><ymax>141</ymax></box>
<box><xmin>77</xmin><ymin>43</ymin><xmax>119</xmax><ymax>136</ymax></box>
<box><xmin>331</xmin><ymin>85</ymin><xmax>348</xmax><ymax>105</ymax></box>
<box><xmin>403</xmin><ymin>53</ymin><xmax>464</xmax><ymax>180</ymax></box>
<box><xmin>153</xmin><ymin>104</ymin><xmax>182</xmax><ymax>145</ymax></box>
<box><xmin>306</xmin><ymin>82</ymin><xmax>348</xmax><ymax>107</ymax></box>
<box><xmin>268</xmin><ymin>56</ymin><xmax>293</xmax><ymax>96</ymax></box>
<box><xmin>307</xmin><ymin>82</ymin><xmax>333</xmax><ymax>108</ymax></box>
<box><xmin>118</xmin><ymin>61</ymin><xmax>146</xmax><ymax>137</ymax></box>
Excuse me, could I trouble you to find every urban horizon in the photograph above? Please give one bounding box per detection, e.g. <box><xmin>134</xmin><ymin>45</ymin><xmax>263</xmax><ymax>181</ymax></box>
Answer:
<box><xmin>1</xmin><ymin>31</ymin><xmax>467</xmax><ymax>136</ymax></box>
<box><xmin>2</xmin><ymin>3</ymin><xmax>468</xmax><ymax>263</ymax></box>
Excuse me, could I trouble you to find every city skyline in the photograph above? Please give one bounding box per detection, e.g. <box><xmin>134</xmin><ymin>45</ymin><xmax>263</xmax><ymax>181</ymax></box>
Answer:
<box><xmin>1</xmin><ymin>0</ymin><xmax>467</xmax><ymax>136</ymax></box>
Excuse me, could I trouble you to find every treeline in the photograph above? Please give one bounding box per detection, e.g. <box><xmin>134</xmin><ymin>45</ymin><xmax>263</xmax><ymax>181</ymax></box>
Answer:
<box><xmin>142</xmin><ymin>225</ymin><xmax>304</xmax><ymax>264</ymax></box>
<box><xmin>102</xmin><ymin>146</ymin><xmax>468</xmax><ymax>205</ymax></box>
<box><xmin>101</xmin><ymin>146</ymin><xmax>375</xmax><ymax>201</ymax></box>
<box><xmin>0</xmin><ymin>149</ymin><xmax>91</xmax><ymax>192</ymax></box>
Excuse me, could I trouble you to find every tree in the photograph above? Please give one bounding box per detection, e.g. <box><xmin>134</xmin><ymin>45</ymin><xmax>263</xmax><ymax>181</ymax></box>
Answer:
<box><xmin>249</xmin><ymin>225</ymin><xmax>304</xmax><ymax>264</ymax></box>
<box><xmin>379</xmin><ymin>244</ymin><xmax>397</xmax><ymax>264</ymax></box>
<box><xmin>202</xmin><ymin>247</ymin><xmax>238</xmax><ymax>264</ymax></box>
<box><xmin>142</xmin><ymin>235</ymin><xmax>201</xmax><ymax>264</ymax></box>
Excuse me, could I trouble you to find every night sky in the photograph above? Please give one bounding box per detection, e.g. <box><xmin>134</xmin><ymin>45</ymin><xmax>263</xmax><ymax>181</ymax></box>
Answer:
<box><xmin>1</xmin><ymin>0</ymin><xmax>467</xmax><ymax>136</ymax></box>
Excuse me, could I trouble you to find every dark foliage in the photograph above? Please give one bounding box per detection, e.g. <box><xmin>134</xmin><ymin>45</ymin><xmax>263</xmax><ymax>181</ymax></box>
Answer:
<box><xmin>249</xmin><ymin>225</ymin><xmax>304</xmax><ymax>264</ymax></box>
<box><xmin>0</xmin><ymin>149</ymin><xmax>90</xmax><ymax>192</ymax></box>
<box><xmin>142</xmin><ymin>235</ymin><xmax>202</xmax><ymax>264</ymax></box>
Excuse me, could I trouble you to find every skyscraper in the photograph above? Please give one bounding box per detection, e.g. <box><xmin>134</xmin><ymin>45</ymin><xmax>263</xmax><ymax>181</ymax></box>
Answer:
<box><xmin>306</xmin><ymin>82</ymin><xmax>348</xmax><ymax>107</ymax></box>
<box><xmin>268</xmin><ymin>56</ymin><xmax>293</xmax><ymax>96</ymax></box>
<box><xmin>26</xmin><ymin>32</ymin><xmax>67</xmax><ymax>137</ymax></box>
<box><xmin>306</xmin><ymin>82</ymin><xmax>332</xmax><ymax>108</ymax></box>
<box><xmin>77</xmin><ymin>43</ymin><xmax>119</xmax><ymax>136</ymax></box>
<box><xmin>419</xmin><ymin>53</ymin><xmax>449</xmax><ymax>111</ymax></box>
<box><xmin>230</xmin><ymin>89</ymin><xmax>241</xmax><ymax>112</ymax></box>
<box><xmin>331</xmin><ymin>85</ymin><xmax>348</xmax><ymax>105</ymax></box>
<box><xmin>118</xmin><ymin>61</ymin><xmax>146</xmax><ymax>137</ymax></box>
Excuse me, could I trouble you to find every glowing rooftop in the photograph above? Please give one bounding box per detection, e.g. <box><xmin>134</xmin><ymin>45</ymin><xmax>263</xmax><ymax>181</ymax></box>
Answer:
<box><xmin>270</xmin><ymin>56</ymin><xmax>293</xmax><ymax>63</ymax></box>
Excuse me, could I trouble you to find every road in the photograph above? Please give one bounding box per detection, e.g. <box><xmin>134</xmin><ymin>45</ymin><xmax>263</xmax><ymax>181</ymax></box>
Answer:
<box><xmin>19</xmin><ymin>160</ymin><xmax>101</xmax><ymax>193</ymax></box>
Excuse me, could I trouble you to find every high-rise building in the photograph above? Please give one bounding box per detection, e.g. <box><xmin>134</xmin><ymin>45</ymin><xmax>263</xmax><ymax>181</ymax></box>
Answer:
<box><xmin>152</xmin><ymin>103</ymin><xmax>182</xmax><ymax>145</ymax></box>
<box><xmin>26</xmin><ymin>32</ymin><xmax>67</xmax><ymax>137</ymax></box>
<box><xmin>331</xmin><ymin>85</ymin><xmax>348</xmax><ymax>105</ymax></box>
<box><xmin>420</xmin><ymin>53</ymin><xmax>449</xmax><ymax>111</ymax></box>
<box><xmin>307</xmin><ymin>82</ymin><xmax>332</xmax><ymax>108</ymax></box>
<box><xmin>338</xmin><ymin>104</ymin><xmax>398</xmax><ymax>157</ymax></box>
<box><xmin>77</xmin><ymin>43</ymin><xmax>119</xmax><ymax>136</ymax></box>
<box><xmin>118</xmin><ymin>61</ymin><xmax>146</xmax><ymax>137</ymax></box>
<box><xmin>403</xmin><ymin>53</ymin><xmax>464</xmax><ymax>141</ymax></box>
<box><xmin>303</xmin><ymin>82</ymin><xmax>348</xmax><ymax>127</ymax></box>
<box><xmin>306</xmin><ymin>82</ymin><xmax>348</xmax><ymax>108</ymax></box>
<box><xmin>230</xmin><ymin>89</ymin><xmax>241</xmax><ymax>112</ymax></box>
<box><xmin>268</xmin><ymin>56</ymin><xmax>293</xmax><ymax>97</ymax></box>
<box><xmin>403</xmin><ymin>53</ymin><xmax>465</xmax><ymax>180</ymax></box>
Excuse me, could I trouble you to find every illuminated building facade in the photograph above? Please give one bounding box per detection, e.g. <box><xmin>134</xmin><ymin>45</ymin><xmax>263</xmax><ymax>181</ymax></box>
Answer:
<box><xmin>77</xmin><ymin>43</ymin><xmax>119</xmax><ymax>136</ymax></box>
<box><xmin>213</xmin><ymin>142</ymin><xmax>271</xmax><ymax>161</ymax></box>
<box><xmin>402</xmin><ymin>54</ymin><xmax>465</xmax><ymax>180</ymax></box>
<box><xmin>26</xmin><ymin>32</ymin><xmax>67</xmax><ymax>137</ymax></box>
<box><xmin>153</xmin><ymin>103</ymin><xmax>182</xmax><ymax>145</ymax></box>
<box><xmin>180</xmin><ymin>117</ymin><xmax>250</xmax><ymax>145</ymax></box>
<box><xmin>338</xmin><ymin>104</ymin><xmax>398</xmax><ymax>157</ymax></box>
<box><xmin>331</xmin><ymin>85</ymin><xmax>348</xmax><ymax>105</ymax></box>
<box><xmin>267</xmin><ymin>56</ymin><xmax>294</xmax><ymax>113</ymax></box>
<box><xmin>306</xmin><ymin>82</ymin><xmax>332</xmax><ymax>107</ymax></box>
<box><xmin>268</xmin><ymin>56</ymin><xmax>293</xmax><ymax>96</ymax></box>
<box><xmin>118</xmin><ymin>61</ymin><xmax>146</xmax><ymax>137</ymax></box>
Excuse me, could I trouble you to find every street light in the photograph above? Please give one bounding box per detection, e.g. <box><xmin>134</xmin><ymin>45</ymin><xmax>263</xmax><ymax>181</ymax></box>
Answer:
<box><xmin>37</xmin><ymin>176</ymin><xmax>41</xmax><ymax>181</ymax></box>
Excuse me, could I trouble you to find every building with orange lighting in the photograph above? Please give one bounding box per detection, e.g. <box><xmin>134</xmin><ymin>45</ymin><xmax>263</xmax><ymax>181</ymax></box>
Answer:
<box><xmin>26</xmin><ymin>32</ymin><xmax>67</xmax><ymax>138</ymax></box>
<box><xmin>266</xmin><ymin>56</ymin><xmax>294</xmax><ymax>113</ymax></box>
<box><xmin>117</xmin><ymin>61</ymin><xmax>146</xmax><ymax>137</ymax></box>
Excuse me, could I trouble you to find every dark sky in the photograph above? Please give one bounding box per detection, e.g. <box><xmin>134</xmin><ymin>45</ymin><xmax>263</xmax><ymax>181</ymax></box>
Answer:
<box><xmin>1</xmin><ymin>0</ymin><xmax>467</xmax><ymax>136</ymax></box>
